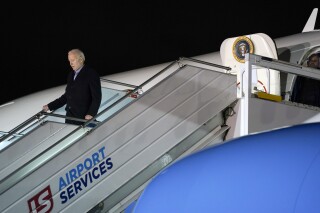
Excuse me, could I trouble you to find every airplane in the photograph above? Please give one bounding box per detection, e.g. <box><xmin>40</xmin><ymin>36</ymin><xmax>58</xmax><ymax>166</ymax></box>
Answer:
<box><xmin>0</xmin><ymin>7</ymin><xmax>320</xmax><ymax>213</ymax></box>
<box><xmin>1</xmin><ymin>8</ymin><xmax>320</xmax><ymax>132</ymax></box>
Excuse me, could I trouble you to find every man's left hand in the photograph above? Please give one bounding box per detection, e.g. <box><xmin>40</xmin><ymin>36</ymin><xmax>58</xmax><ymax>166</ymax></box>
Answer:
<box><xmin>85</xmin><ymin>115</ymin><xmax>93</xmax><ymax>120</ymax></box>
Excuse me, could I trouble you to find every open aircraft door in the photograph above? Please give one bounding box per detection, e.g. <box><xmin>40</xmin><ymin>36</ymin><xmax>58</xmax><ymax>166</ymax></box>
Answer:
<box><xmin>220</xmin><ymin>33</ymin><xmax>280</xmax><ymax>97</ymax></box>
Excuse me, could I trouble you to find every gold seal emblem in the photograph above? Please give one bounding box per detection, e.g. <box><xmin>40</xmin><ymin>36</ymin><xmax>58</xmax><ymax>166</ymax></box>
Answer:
<box><xmin>232</xmin><ymin>36</ymin><xmax>254</xmax><ymax>63</ymax></box>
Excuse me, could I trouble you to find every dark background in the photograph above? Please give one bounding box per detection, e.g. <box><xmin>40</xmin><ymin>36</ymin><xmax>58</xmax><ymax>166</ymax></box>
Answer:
<box><xmin>2</xmin><ymin>2</ymin><xmax>319</xmax><ymax>105</ymax></box>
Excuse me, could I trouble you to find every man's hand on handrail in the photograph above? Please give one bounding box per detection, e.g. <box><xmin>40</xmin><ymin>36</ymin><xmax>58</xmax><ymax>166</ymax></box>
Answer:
<box><xmin>42</xmin><ymin>105</ymin><xmax>50</xmax><ymax>112</ymax></box>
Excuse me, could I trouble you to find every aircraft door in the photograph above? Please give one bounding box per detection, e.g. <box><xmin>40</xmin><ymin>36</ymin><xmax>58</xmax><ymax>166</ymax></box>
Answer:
<box><xmin>220</xmin><ymin>33</ymin><xmax>280</xmax><ymax>97</ymax></box>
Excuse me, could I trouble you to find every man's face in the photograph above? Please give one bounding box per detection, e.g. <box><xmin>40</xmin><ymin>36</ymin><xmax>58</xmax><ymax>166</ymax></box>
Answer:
<box><xmin>68</xmin><ymin>53</ymin><xmax>83</xmax><ymax>71</ymax></box>
<box><xmin>308</xmin><ymin>55</ymin><xmax>319</xmax><ymax>68</ymax></box>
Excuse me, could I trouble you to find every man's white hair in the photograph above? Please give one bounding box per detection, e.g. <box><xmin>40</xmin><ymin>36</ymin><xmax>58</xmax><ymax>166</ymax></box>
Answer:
<box><xmin>69</xmin><ymin>49</ymin><xmax>85</xmax><ymax>62</ymax></box>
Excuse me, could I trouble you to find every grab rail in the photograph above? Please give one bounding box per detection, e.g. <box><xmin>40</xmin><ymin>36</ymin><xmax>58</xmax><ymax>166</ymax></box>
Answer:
<box><xmin>179</xmin><ymin>57</ymin><xmax>232</xmax><ymax>71</ymax></box>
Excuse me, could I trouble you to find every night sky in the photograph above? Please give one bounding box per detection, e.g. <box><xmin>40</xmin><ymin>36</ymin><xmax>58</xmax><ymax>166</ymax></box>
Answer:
<box><xmin>2</xmin><ymin>2</ymin><xmax>319</xmax><ymax>105</ymax></box>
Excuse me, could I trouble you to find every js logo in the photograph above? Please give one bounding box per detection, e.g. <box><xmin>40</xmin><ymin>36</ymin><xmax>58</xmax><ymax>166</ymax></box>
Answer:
<box><xmin>28</xmin><ymin>185</ymin><xmax>54</xmax><ymax>213</ymax></box>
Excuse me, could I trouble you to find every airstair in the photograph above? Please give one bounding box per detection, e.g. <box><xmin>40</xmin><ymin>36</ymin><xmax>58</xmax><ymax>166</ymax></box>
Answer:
<box><xmin>0</xmin><ymin>58</ymin><xmax>236</xmax><ymax>213</ymax></box>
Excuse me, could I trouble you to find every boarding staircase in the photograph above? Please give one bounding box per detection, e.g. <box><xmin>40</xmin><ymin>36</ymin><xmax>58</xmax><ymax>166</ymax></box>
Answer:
<box><xmin>0</xmin><ymin>58</ymin><xmax>237</xmax><ymax>213</ymax></box>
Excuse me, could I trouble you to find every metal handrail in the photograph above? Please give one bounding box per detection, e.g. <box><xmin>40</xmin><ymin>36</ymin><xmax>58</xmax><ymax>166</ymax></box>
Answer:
<box><xmin>0</xmin><ymin>78</ymin><xmax>138</xmax><ymax>143</ymax></box>
<box><xmin>82</xmin><ymin>60</ymin><xmax>179</xmax><ymax>128</ymax></box>
<box><xmin>0</xmin><ymin>131</ymin><xmax>24</xmax><ymax>137</ymax></box>
<box><xmin>179</xmin><ymin>57</ymin><xmax>232</xmax><ymax>71</ymax></box>
<box><xmin>0</xmin><ymin>111</ymin><xmax>88</xmax><ymax>144</ymax></box>
<box><xmin>248</xmin><ymin>54</ymin><xmax>320</xmax><ymax>80</ymax></box>
<box><xmin>84</xmin><ymin>56</ymin><xmax>229</xmax><ymax>128</ymax></box>
<box><xmin>100</xmin><ymin>78</ymin><xmax>138</xmax><ymax>89</ymax></box>
<box><xmin>41</xmin><ymin>112</ymin><xmax>88</xmax><ymax>123</ymax></box>
<box><xmin>0</xmin><ymin>111</ymin><xmax>43</xmax><ymax>142</ymax></box>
